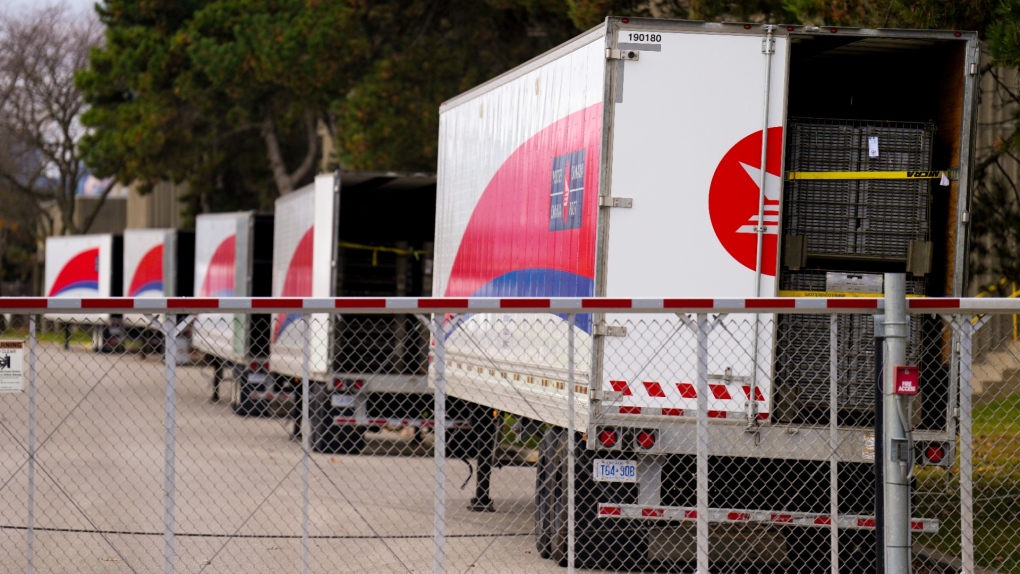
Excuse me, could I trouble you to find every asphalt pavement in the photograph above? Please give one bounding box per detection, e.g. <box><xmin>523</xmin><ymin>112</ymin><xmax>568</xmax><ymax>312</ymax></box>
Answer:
<box><xmin>0</xmin><ymin>342</ymin><xmax>595</xmax><ymax>574</ymax></box>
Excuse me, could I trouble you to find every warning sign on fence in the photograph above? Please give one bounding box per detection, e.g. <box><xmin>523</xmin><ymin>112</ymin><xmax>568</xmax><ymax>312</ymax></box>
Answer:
<box><xmin>0</xmin><ymin>340</ymin><xmax>25</xmax><ymax>393</ymax></box>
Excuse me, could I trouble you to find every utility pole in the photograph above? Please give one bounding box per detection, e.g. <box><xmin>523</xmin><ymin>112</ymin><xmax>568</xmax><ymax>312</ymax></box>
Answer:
<box><xmin>882</xmin><ymin>273</ymin><xmax>911</xmax><ymax>574</ymax></box>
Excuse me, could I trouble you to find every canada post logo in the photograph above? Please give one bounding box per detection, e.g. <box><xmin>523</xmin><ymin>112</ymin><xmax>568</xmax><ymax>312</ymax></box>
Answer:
<box><xmin>549</xmin><ymin>150</ymin><xmax>585</xmax><ymax>231</ymax></box>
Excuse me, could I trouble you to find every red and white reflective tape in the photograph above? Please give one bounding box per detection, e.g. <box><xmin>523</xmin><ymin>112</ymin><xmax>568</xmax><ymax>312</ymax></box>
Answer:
<box><xmin>333</xmin><ymin>417</ymin><xmax>470</xmax><ymax>429</ymax></box>
<box><xmin>596</xmin><ymin>503</ymin><xmax>939</xmax><ymax>533</ymax></box>
<box><xmin>605</xmin><ymin>379</ymin><xmax>769</xmax><ymax>420</ymax></box>
<box><xmin>607</xmin><ymin>406</ymin><xmax>769</xmax><ymax>420</ymax></box>
<box><xmin>0</xmin><ymin>296</ymin><xmax>1003</xmax><ymax>314</ymax></box>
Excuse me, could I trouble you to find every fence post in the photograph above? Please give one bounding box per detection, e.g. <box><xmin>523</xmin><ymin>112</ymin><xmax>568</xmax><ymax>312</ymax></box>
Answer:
<box><xmin>163</xmin><ymin>315</ymin><xmax>177</xmax><ymax>574</ymax></box>
<box><xmin>695</xmin><ymin>313</ymin><xmax>710</xmax><ymax>574</ymax></box>
<box><xmin>566</xmin><ymin>314</ymin><xmax>575</xmax><ymax>574</ymax></box>
<box><xmin>28</xmin><ymin>316</ymin><xmax>36</xmax><ymax>574</ymax></box>
<box><xmin>301</xmin><ymin>314</ymin><xmax>311</xmax><ymax>574</ymax></box>
<box><xmin>432</xmin><ymin>315</ymin><xmax>447</xmax><ymax>574</ymax></box>
<box><xmin>882</xmin><ymin>274</ymin><xmax>910</xmax><ymax>574</ymax></box>
<box><xmin>829</xmin><ymin>314</ymin><xmax>839</xmax><ymax>574</ymax></box>
<box><xmin>959</xmin><ymin>316</ymin><xmax>974</xmax><ymax>574</ymax></box>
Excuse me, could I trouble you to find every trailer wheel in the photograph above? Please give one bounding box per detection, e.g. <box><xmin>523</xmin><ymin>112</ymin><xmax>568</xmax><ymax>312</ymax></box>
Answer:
<box><xmin>782</xmin><ymin>527</ymin><xmax>874</xmax><ymax>573</ymax></box>
<box><xmin>547</xmin><ymin>429</ymin><xmax>645</xmax><ymax>569</ymax></box>
<box><xmin>232</xmin><ymin>379</ymin><xmax>258</xmax><ymax>416</ymax></box>
<box><xmin>333</xmin><ymin>427</ymin><xmax>366</xmax><ymax>455</ymax></box>
<box><xmin>534</xmin><ymin>427</ymin><xmax>559</xmax><ymax>558</ymax></box>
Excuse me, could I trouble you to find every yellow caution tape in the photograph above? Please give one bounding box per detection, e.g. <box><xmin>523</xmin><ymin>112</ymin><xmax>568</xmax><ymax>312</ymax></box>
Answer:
<box><xmin>786</xmin><ymin>170</ymin><xmax>956</xmax><ymax>181</ymax></box>
<box><xmin>337</xmin><ymin>241</ymin><xmax>432</xmax><ymax>266</ymax></box>
<box><xmin>778</xmin><ymin>290</ymin><xmax>924</xmax><ymax>298</ymax></box>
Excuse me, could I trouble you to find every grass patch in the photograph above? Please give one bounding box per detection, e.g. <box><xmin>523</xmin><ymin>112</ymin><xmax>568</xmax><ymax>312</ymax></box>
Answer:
<box><xmin>0</xmin><ymin>328</ymin><xmax>92</xmax><ymax>346</ymax></box>
<box><xmin>913</xmin><ymin>391</ymin><xmax>1020</xmax><ymax>573</ymax></box>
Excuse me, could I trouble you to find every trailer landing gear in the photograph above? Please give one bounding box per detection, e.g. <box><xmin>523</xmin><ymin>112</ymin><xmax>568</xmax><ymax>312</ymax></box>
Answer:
<box><xmin>468</xmin><ymin>408</ymin><xmax>498</xmax><ymax>512</ymax></box>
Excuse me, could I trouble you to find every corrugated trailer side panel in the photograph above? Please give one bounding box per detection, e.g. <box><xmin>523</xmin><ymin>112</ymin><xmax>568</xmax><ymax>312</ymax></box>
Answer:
<box><xmin>435</xmin><ymin>27</ymin><xmax>607</xmax><ymax>429</ymax></box>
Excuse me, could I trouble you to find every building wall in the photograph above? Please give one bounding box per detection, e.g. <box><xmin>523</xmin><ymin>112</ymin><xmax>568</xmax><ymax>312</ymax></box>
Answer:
<box><xmin>126</xmin><ymin>180</ymin><xmax>187</xmax><ymax>229</ymax></box>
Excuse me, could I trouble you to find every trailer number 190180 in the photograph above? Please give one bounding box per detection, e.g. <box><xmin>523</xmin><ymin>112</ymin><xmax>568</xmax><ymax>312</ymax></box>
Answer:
<box><xmin>593</xmin><ymin>459</ymin><xmax>637</xmax><ymax>483</ymax></box>
<box><xmin>624</xmin><ymin>33</ymin><xmax>662</xmax><ymax>43</ymax></box>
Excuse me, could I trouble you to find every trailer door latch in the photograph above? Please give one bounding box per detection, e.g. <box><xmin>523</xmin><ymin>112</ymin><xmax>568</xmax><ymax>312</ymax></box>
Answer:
<box><xmin>593</xmin><ymin>323</ymin><xmax>628</xmax><ymax>337</ymax></box>
<box><xmin>606</xmin><ymin>49</ymin><xmax>640</xmax><ymax>61</ymax></box>
<box><xmin>598</xmin><ymin>196</ymin><xmax>633</xmax><ymax>208</ymax></box>
<box><xmin>590</xmin><ymin>389</ymin><xmax>623</xmax><ymax>402</ymax></box>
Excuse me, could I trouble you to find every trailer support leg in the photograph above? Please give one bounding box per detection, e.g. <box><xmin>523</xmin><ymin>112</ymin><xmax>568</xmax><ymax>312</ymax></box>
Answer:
<box><xmin>211</xmin><ymin>359</ymin><xmax>223</xmax><ymax>402</ymax></box>
<box><xmin>469</xmin><ymin>407</ymin><xmax>497</xmax><ymax>512</ymax></box>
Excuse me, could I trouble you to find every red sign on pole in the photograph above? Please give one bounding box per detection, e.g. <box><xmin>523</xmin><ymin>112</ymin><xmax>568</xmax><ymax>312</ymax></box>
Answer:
<box><xmin>894</xmin><ymin>366</ymin><xmax>919</xmax><ymax>395</ymax></box>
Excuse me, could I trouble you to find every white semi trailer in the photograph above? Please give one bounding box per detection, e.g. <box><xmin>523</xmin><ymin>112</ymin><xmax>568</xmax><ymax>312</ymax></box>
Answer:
<box><xmin>191</xmin><ymin>211</ymin><xmax>275</xmax><ymax>411</ymax></box>
<box><xmin>434</xmin><ymin>18</ymin><xmax>978</xmax><ymax>569</ymax></box>
<box><xmin>44</xmin><ymin>234</ymin><xmax>123</xmax><ymax>351</ymax></box>
<box><xmin>269</xmin><ymin>171</ymin><xmax>442</xmax><ymax>453</ymax></box>
<box><xmin>121</xmin><ymin>228</ymin><xmax>194</xmax><ymax>360</ymax></box>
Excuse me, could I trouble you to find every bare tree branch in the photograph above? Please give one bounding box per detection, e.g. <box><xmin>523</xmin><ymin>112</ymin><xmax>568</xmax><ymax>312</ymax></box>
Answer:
<box><xmin>0</xmin><ymin>4</ymin><xmax>104</xmax><ymax>236</ymax></box>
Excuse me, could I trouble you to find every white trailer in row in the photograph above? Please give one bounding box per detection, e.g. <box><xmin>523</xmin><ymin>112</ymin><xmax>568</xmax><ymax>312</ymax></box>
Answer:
<box><xmin>44</xmin><ymin>234</ymin><xmax>123</xmax><ymax>351</ymax></box>
<box><xmin>121</xmin><ymin>228</ymin><xmax>194</xmax><ymax>359</ymax></box>
<box><xmin>433</xmin><ymin>18</ymin><xmax>978</xmax><ymax>569</ymax></box>
<box><xmin>191</xmin><ymin>211</ymin><xmax>275</xmax><ymax>411</ymax></box>
<box><xmin>268</xmin><ymin>171</ymin><xmax>442</xmax><ymax>453</ymax></box>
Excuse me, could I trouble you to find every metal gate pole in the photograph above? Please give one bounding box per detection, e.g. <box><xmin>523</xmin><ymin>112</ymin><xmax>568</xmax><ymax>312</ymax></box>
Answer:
<box><xmin>301</xmin><ymin>315</ymin><xmax>311</xmax><ymax>574</ymax></box>
<box><xmin>882</xmin><ymin>274</ymin><xmax>910</xmax><ymax>574</ymax></box>
<box><xmin>163</xmin><ymin>315</ymin><xmax>178</xmax><ymax>574</ymax></box>
<box><xmin>28</xmin><ymin>316</ymin><xmax>36</xmax><ymax>574</ymax></box>
<box><xmin>695</xmin><ymin>313</ymin><xmax>710</xmax><ymax>574</ymax></box>
<box><xmin>829</xmin><ymin>314</ymin><xmax>839</xmax><ymax>574</ymax></box>
<box><xmin>959</xmin><ymin>317</ymin><xmax>974</xmax><ymax>574</ymax></box>
<box><xmin>566</xmin><ymin>314</ymin><xmax>576</xmax><ymax>574</ymax></box>
<box><xmin>432</xmin><ymin>316</ymin><xmax>447</xmax><ymax>574</ymax></box>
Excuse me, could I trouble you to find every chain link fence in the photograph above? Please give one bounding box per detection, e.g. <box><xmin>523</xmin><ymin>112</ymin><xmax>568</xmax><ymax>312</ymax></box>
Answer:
<box><xmin>0</xmin><ymin>297</ymin><xmax>1015</xmax><ymax>573</ymax></box>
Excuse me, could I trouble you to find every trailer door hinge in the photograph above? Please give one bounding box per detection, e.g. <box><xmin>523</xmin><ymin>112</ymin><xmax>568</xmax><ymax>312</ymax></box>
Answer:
<box><xmin>598</xmin><ymin>196</ymin><xmax>633</xmax><ymax>208</ymax></box>
<box><xmin>606</xmin><ymin>48</ymin><xmax>640</xmax><ymax>61</ymax></box>
<box><xmin>761</xmin><ymin>38</ymin><xmax>775</xmax><ymax>54</ymax></box>
<box><xmin>590</xmin><ymin>389</ymin><xmax>623</xmax><ymax>402</ymax></box>
<box><xmin>593</xmin><ymin>323</ymin><xmax>627</xmax><ymax>337</ymax></box>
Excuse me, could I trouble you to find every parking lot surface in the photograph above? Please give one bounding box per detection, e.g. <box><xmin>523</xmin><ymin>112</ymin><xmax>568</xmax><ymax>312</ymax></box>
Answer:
<box><xmin>0</xmin><ymin>342</ymin><xmax>600</xmax><ymax>573</ymax></box>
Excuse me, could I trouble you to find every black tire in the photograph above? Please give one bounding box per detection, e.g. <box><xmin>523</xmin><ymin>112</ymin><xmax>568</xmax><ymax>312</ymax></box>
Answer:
<box><xmin>309</xmin><ymin>386</ymin><xmax>366</xmax><ymax>455</ymax></box>
<box><xmin>333</xmin><ymin>427</ymin><xmax>366</xmax><ymax>455</ymax></box>
<box><xmin>232</xmin><ymin>379</ymin><xmax>258</xmax><ymax>416</ymax></box>
<box><xmin>534</xmin><ymin>427</ymin><xmax>559</xmax><ymax>559</ymax></box>
<box><xmin>547</xmin><ymin>429</ymin><xmax>645</xmax><ymax>569</ymax></box>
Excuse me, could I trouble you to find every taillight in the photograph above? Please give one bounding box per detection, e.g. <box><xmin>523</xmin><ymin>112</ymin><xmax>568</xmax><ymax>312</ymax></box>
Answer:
<box><xmin>250</xmin><ymin>361</ymin><xmax>268</xmax><ymax>372</ymax></box>
<box><xmin>636</xmin><ymin>430</ymin><xmax>656</xmax><ymax>449</ymax></box>
<box><xmin>333</xmin><ymin>379</ymin><xmax>364</xmax><ymax>392</ymax></box>
<box><xmin>598</xmin><ymin>429</ymin><xmax>618</xmax><ymax>448</ymax></box>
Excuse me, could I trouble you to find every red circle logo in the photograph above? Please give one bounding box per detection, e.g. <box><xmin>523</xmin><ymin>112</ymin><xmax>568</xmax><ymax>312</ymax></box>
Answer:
<box><xmin>708</xmin><ymin>127</ymin><xmax>784</xmax><ymax>277</ymax></box>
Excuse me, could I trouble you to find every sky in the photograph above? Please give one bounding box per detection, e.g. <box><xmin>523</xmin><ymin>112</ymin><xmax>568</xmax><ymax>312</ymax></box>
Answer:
<box><xmin>5</xmin><ymin>0</ymin><xmax>98</xmax><ymax>17</ymax></box>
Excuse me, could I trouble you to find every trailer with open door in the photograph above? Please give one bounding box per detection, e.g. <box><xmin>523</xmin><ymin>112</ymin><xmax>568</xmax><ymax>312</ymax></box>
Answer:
<box><xmin>434</xmin><ymin>18</ymin><xmax>978</xmax><ymax>569</ymax></box>
<box><xmin>270</xmin><ymin>171</ymin><xmax>443</xmax><ymax>453</ymax></box>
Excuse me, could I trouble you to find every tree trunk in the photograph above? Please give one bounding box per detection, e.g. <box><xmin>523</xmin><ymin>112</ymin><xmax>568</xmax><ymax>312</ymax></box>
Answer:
<box><xmin>261</xmin><ymin>112</ymin><xmax>320</xmax><ymax>196</ymax></box>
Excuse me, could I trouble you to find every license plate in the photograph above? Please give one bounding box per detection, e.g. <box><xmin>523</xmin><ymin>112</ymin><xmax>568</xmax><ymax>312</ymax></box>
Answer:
<box><xmin>331</xmin><ymin>395</ymin><xmax>355</xmax><ymax>408</ymax></box>
<box><xmin>248</xmin><ymin>373</ymin><xmax>268</xmax><ymax>385</ymax></box>
<box><xmin>593</xmin><ymin>459</ymin><xmax>636</xmax><ymax>483</ymax></box>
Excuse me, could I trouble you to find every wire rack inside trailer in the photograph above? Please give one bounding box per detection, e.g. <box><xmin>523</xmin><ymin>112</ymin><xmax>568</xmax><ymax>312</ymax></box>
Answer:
<box><xmin>784</xmin><ymin>118</ymin><xmax>935</xmax><ymax>261</ymax></box>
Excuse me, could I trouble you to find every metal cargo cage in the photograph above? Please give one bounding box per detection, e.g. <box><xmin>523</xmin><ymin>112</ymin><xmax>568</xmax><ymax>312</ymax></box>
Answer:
<box><xmin>774</xmin><ymin>271</ymin><xmax>926</xmax><ymax>414</ymax></box>
<box><xmin>783</xmin><ymin>118</ymin><xmax>935</xmax><ymax>261</ymax></box>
